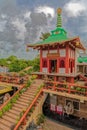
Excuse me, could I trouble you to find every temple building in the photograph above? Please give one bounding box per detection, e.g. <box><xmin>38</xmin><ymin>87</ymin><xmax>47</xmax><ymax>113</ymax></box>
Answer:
<box><xmin>27</xmin><ymin>8</ymin><xmax>85</xmax><ymax>83</ymax></box>
<box><xmin>27</xmin><ymin>8</ymin><xmax>87</xmax><ymax>124</ymax></box>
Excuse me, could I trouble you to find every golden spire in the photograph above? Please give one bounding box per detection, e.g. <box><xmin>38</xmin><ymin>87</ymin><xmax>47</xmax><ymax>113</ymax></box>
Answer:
<box><xmin>56</xmin><ymin>8</ymin><xmax>62</xmax><ymax>27</ymax></box>
<box><xmin>57</xmin><ymin>8</ymin><xmax>62</xmax><ymax>15</ymax></box>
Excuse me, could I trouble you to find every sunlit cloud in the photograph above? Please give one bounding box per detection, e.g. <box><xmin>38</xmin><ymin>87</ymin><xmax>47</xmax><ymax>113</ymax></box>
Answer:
<box><xmin>64</xmin><ymin>1</ymin><xmax>86</xmax><ymax>17</ymax></box>
<box><xmin>24</xmin><ymin>11</ymin><xmax>31</xmax><ymax>19</ymax></box>
<box><xmin>35</xmin><ymin>6</ymin><xmax>55</xmax><ymax>18</ymax></box>
<box><xmin>11</xmin><ymin>18</ymin><xmax>26</xmax><ymax>40</ymax></box>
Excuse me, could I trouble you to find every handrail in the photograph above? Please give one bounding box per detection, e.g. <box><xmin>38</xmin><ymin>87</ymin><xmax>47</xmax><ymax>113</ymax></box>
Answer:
<box><xmin>45</xmin><ymin>81</ymin><xmax>87</xmax><ymax>89</ymax></box>
<box><xmin>44</xmin><ymin>81</ymin><xmax>87</xmax><ymax>96</ymax></box>
<box><xmin>0</xmin><ymin>75</ymin><xmax>22</xmax><ymax>84</ymax></box>
<box><xmin>0</xmin><ymin>85</ymin><xmax>25</xmax><ymax>110</ymax></box>
<box><xmin>14</xmin><ymin>87</ymin><xmax>43</xmax><ymax>130</ymax></box>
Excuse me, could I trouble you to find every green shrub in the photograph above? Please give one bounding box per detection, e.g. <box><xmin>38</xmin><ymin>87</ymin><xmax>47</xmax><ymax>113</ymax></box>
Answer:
<box><xmin>0</xmin><ymin>110</ymin><xmax>3</xmax><ymax>117</ymax></box>
<box><xmin>36</xmin><ymin>114</ymin><xmax>45</xmax><ymax>125</ymax></box>
<box><xmin>76</xmin><ymin>87</ymin><xmax>82</xmax><ymax>91</ymax></box>
<box><xmin>81</xmin><ymin>88</ymin><xmax>85</xmax><ymax>92</ymax></box>
<box><xmin>19</xmin><ymin>88</ymin><xmax>26</xmax><ymax>94</ymax></box>
<box><xmin>30</xmin><ymin>106</ymin><xmax>35</xmax><ymax>113</ymax></box>
<box><xmin>11</xmin><ymin>96</ymin><xmax>17</xmax><ymax>103</ymax></box>
<box><xmin>2</xmin><ymin>105</ymin><xmax>8</xmax><ymax>113</ymax></box>
<box><xmin>31</xmin><ymin>75</ymin><xmax>37</xmax><ymax>80</ymax></box>
<box><xmin>25</xmin><ymin>80</ymin><xmax>31</xmax><ymax>88</ymax></box>
<box><xmin>7</xmin><ymin>102</ymin><xmax>12</xmax><ymax>110</ymax></box>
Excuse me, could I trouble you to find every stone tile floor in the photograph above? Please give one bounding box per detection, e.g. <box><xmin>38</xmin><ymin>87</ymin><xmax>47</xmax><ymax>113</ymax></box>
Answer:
<box><xmin>43</xmin><ymin>118</ymin><xmax>73</xmax><ymax>130</ymax></box>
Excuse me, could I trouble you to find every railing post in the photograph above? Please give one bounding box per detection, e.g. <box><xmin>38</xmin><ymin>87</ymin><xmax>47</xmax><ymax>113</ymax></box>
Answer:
<box><xmin>68</xmin><ymin>84</ymin><xmax>71</xmax><ymax>94</ymax></box>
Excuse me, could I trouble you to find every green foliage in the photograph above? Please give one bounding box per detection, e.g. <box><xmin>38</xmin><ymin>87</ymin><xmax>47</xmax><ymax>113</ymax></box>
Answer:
<box><xmin>19</xmin><ymin>88</ymin><xmax>26</xmax><ymax>94</ymax></box>
<box><xmin>0</xmin><ymin>110</ymin><xmax>3</xmax><ymax>117</ymax></box>
<box><xmin>7</xmin><ymin>55</ymin><xmax>17</xmax><ymax>62</ymax></box>
<box><xmin>2</xmin><ymin>105</ymin><xmax>8</xmax><ymax>113</ymax></box>
<box><xmin>9</xmin><ymin>59</ymin><xmax>28</xmax><ymax>72</ymax></box>
<box><xmin>25</xmin><ymin>80</ymin><xmax>31</xmax><ymax>88</ymax></box>
<box><xmin>7</xmin><ymin>102</ymin><xmax>12</xmax><ymax>110</ymax></box>
<box><xmin>76</xmin><ymin>87</ymin><xmax>85</xmax><ymax>92</ymax></box>
<box><xmin>29</xmin><ymin>106</ymin><xmax>35</xmax><ymax>113</ymax></box>
<box><xmin>36</xmin><ymin>114</ymin><xmax>45</xmax><ymax>125</ymax></box>
<box><xmin>32</xmin><ymin>57</ymin><xmax>40</xmax><ymax>72</ymax></box>
<box><xmin>0</xmin><ymin>59</ymin><xmax>7</xmax><ymax>66</ymax></box>
<box><xmin>31</xmin><ymin>75</ymin><xmax>37</xmax><ymax>80</ymax></box>
<box><xmin>27</xmin><ymin>68</ymin><xmax>33</xmax><ymax>74</ymax></box>
<box><xmin>19</xmin><ymin>72</ymin><xmax>26</xmax><ymax>77</ymax></box>
<box><xmin>0</xmin><ymin>55</ymin><xmax>40</xmax><ymax>73</ymax></box>
<box><xmin>2</xmin><ymin>101</ymin><xmax>12</xmax><ymax>113</ymax></box>
<box><xmin>35</xmin><ymin>84</ymin><xmax>44</xmax><ymax>96</ymax></box>
<box><xmin>11</xmin><ymin>94</ymin><xmax>19</xmax><ymax>103</ymax></box>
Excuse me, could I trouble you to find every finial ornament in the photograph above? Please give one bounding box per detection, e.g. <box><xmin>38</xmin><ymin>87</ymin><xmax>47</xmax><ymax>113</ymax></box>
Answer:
<box><xmin>57</xmin><ymin>8</ymin><xmax>62</xmax><ymax>15</ymax></box>
<box><xmin>56</xmin><ymin>8</ymin><xmax>62</xmax><ymax>27</ymax></box>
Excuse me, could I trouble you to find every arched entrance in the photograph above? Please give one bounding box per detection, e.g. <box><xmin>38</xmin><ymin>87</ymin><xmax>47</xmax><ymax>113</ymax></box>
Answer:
<box><xmin>50</xmin><ymin>60</ymin><xmax>57</xmax><ymax>73</ymax></box>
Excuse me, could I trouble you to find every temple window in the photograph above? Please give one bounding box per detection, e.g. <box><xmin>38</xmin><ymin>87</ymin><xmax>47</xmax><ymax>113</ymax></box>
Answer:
<box><xmin>42</xmin><ymin>59</ymin><xmax>47</xmax><ymax>67</ymax></box>
<box><xmin>73</xmin><ymin>101</ymin><xmax>79</xmax><ymax>110</ymax></box>
<box><xmin>66</xmin><ymin>100</ymin><xmax>80</xmax><ymax>111</ymax></box>
<box><xmin>60</xmin><ymin>60</ymin><xmax>65</xmax><ymax>68</ymax></box>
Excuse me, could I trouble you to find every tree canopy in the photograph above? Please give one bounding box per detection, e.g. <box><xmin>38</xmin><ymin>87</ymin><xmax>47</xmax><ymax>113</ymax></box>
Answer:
<box><xmin>0</xmin><ymin>55</ymin><xmax>40</xmax><ymax>73</ymax></box>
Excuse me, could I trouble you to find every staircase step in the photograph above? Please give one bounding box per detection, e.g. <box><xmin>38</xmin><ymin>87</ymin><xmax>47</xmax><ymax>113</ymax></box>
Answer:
<box><xmin>9</xmin><ymin>109</ymin><xmax>20</xmax><ymax>115</ymax></box>
<box><xmin>24</xmin><ymin>91</ymin><xmax>36</xmax><ymax>95</ymax></box>
<box><xmin>13</xmin><ymin>103</ymin><xmax>27</xmax><ymax>109</ymax></box>
<box><xmin>18</xmin><ymin>98</ymin><xmax>30</xmax><ymax>103</ymax></box>
<box><xmin>0</xmin><ymin>118</ymin><xmax>14</xmax><ymax>127</ymax></box>
<box><xmin>16</xmin><ymin>100</ymin><xmax>28</xmax><ymax>106</ymax></box>
<box><xmin>21</xmin><ymin>93</ymin><xmax>31</xmax><ymax>97</ymax></box>
<box><xmin>12</xmin><ymin>106</ymin><xmax>23</xmax><ymax>112</ymax></box>
<box><xmin>20</xmin><ymin>96</ymin><xmax>30</xmax><ymax>100</ymax></box>
<box><xmin>21</xmin><ymin>96</ymin><xmax>34</xmax><ymax>102</ymax></box>
<box><xmin>22</xmin><ymin>93</ymin><xmax>35</xmax><ymax>97</ymax></box>
<box><xmin>5</xmin><ymin>112</ymin><xmax>17</xmax><ymax>119</ymax></box>
<box><xmin>21</xmin><ymin>94</ymin><xmax>36</xmax><ymax>100</ymax></box>
<box><xmin>28</xmin><ymin>95</ymin><xmax>35</xmax><ymax>98</ymax></box>
<box><xmin>28</xmin><ymin>86</ymin><xmax>36</xmax><ymax>89</ymax></box>
<box><xmin>27</xmin><ymin>87</ymin><xmax>37</xmax><ymax>90</ymax></box>
<box><xmin>2</xmin><ymin>115</ymin><xmax>16</xmax><ymax>123</ymax></box>
<box><xmin>0</xmin><ymin>123</ymin><xmax>11</xmax><ymax>130</ymax></box>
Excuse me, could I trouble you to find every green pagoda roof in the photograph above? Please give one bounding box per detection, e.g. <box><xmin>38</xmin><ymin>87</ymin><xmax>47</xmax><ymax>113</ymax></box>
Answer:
<box><xmin>78</xmin><ymin>57</ymin><xmax>87</xmax><ymax>63</ymax></box>
<box><xmin>27</xmin><ymin>8</ymin><xmax>85</xmax><ymax>51</ymax></box>
<box><xmin>35</xmin><ymin>27</ymin><xmax>68</xmax><ymax>45</ymax></box>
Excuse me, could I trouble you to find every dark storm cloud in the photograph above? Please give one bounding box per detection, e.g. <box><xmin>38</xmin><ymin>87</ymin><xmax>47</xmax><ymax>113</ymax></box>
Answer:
<box><xmin>25</xmin><ymin>12</ymin><xmax>48</xmax><ymax>44</ymax></box>
<box><xmin>30</xmin><ymin>12</ymin><xmax>47</xmax><ymax>27</ymax></box>
<box><xmin>0</xmin><ymin>0</ymin><xmax>49</xmax><ymax>59</ymax></box>
<box><xmin>0</xmin><ymin>0</ymin><xmax>20</xmax><ymax>16</ymax></box>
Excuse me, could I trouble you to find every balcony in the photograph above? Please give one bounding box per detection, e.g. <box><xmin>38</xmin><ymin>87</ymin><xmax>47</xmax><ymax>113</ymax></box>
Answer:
<box><xmin>43</xmin><ymin>81</ymin><xmax>87</xmax><ymax>101</ymax></box>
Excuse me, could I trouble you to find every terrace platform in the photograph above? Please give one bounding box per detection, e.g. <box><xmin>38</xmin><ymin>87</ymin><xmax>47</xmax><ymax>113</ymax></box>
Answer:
<box><xmin>32</xmin><ymin>72</ymin><xmax>81</xmax><ymax>78</ymax></box>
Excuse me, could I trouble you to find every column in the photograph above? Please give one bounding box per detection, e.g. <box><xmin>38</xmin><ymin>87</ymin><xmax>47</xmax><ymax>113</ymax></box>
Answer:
<box><xmin>47</xmin><ymin>59</ymin><xmax>50</xmax><ymax>73</ymax></box>
<box><xmin>57</xmin><ymin>45</ymin><xmax>59</xmax><ymax>73</ymax></box>
<box><xmin>40</xmin><ymin>48</ymin><xmax>42</xmax><ymax>72</ymax></box>
<box><xmin>66</xmin><ymin>44</ymin><xmax>69</xmax><ymax>73</ymax></box>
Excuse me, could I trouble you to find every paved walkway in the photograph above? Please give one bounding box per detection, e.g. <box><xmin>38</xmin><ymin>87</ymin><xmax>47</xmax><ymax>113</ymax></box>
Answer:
<box><xmin>43</xmin><ymin>118</ymin><xmax>73</xmax><ymax>130</ymax></box>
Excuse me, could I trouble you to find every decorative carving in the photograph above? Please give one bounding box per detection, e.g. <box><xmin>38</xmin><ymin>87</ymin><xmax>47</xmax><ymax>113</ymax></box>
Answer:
<box><xmin>47</xmin><ymin>53</ymin><xmax>60</xmax><ymax>58</ymax></box>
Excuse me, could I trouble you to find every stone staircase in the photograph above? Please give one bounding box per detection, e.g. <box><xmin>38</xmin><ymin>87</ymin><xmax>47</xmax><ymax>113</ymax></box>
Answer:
<box><xmin>0</xmin><ymin>79</ymin><xmax>43</xmax><ymax>130</ymax></box>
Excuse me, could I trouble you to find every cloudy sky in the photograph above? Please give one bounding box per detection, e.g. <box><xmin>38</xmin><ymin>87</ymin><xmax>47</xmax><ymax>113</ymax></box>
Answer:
<box><xmin>0</xmin><ymin>0</ymin><xmax>87</xmax><ymax>59</ymax></box>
